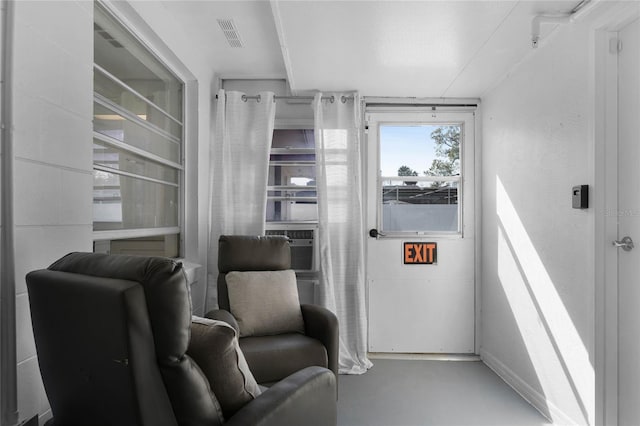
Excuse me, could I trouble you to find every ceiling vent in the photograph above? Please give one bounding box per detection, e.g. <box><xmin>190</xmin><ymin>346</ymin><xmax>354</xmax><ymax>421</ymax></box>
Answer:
<box><xmin>217</xmin><ymin>19</ymin><xmax>244</xmax><ymax>48</ymax></box>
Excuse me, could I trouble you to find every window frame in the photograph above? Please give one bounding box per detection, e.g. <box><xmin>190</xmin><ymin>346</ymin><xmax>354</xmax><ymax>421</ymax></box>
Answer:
<box><xmin>366</xmin><ymin>109</ymin><xmax>475</xmax><ymax>238</ymax></box>
<box><xmin>266</xmin><ymin>123</ymin><xmax>318</xmax><ymax>225</ymax></box>
<box><xmin>92</xmin><ymin>1</ymin><xmax>186</xmax><ymax>256</ymax></box>
<box><xmin>265</xmin><ymin>122</ymin><xmax>319</xmax><ymax>277</ymax></box>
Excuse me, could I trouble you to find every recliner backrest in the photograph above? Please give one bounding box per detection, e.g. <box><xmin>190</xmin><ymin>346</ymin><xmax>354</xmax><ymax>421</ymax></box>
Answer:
<box><xmin>27</xmin><ymin>252</ymin><xmax>224</xmax><ymax>426</ymax></box>
<box><xmin>217</xmin><ymin>235</ymin><xmax>291</xmax><ymax>310</ymax></box>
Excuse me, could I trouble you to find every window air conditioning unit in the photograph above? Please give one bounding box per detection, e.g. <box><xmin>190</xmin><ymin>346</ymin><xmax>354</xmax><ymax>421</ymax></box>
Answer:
<box><xmin>265</xmin><ymin>226</ymin><xmax>318</xmax><ymax>273</ymax></box>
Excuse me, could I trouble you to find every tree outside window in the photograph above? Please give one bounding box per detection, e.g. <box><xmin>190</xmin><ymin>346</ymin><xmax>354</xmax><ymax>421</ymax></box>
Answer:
<box><xmin>424</xmin><ymin>126</ymin><xmax>460</xmax><ymax>189</ymax></box>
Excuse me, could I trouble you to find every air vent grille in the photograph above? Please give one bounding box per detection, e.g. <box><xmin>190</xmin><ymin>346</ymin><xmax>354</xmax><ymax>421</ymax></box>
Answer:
<box><xmin>217</xmin><ymin>19</ymin><xmax>244</xmax><ymax>48</ymax></box>
<box><xmin>94</xmin><ymin>23</ymin><xmax>123</xmax><ymax>48</ymax></box>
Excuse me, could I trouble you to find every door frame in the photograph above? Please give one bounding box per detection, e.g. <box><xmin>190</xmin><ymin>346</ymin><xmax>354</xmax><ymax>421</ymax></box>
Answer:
<box><xmin>362</xmin><ymin>101</ymin><xmax>482</xmax><ymax>355</ymax></box>
<box><xmin>593</xmin><ymin>5</ymin><xmax>640</xmax><ymax>426</ymax></box>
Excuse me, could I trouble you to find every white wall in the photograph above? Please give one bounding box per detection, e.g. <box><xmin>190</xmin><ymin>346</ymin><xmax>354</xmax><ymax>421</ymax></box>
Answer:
<box><xmin>11</xmin><ymin>1</ymin><xmax>94</xmax><ymax>422</ymax></box>
<box><xmin>480</xmin><ymin>8</ymin><xmax>602</xmax><ymax>425</ymax></box>
<box><xmin>7</xmin><ymin>1</ymin><xmax>214</xmax><ymax>422</ymax></box>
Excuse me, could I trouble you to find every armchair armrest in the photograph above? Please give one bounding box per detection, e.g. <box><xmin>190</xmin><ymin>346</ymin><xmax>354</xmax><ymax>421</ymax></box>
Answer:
<box><xmin>301</xmin><ymin>304</ymin><xmax>339</xmax><ymax>377</ymax></box>
<box><xmin>225</xmin><ymin>366</ymin><xmax>336</xmax><ymax>426</ymax></box>
<box><xmin>204</xmin><ymin>308</ymin><xmax>239</xmax><ymax>334</ymax></box>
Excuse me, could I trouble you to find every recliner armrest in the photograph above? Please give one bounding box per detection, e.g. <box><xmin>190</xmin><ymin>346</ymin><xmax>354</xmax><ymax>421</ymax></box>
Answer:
<box><xmin>301</xmin><ymin>304</ymin><xmax>339</xmax><ymax>377</ymax></box>
<box><xmin>204</xmin><ymin>309</ymin><xmax>240</xmax><ymax>334</ymax></box>
<box><xmin>225</xmin><ymin>366</ymin><xmax>337</xmax><ymax>426</ymax></box>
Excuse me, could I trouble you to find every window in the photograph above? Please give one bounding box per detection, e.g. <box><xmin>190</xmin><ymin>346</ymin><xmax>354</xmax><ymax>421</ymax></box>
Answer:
<box><xmin>92</xmin><ymin>3</ymin><xmax>184</xmax><ymax>257</ymax></box>
<box><xmin>266</xmin><ymin>129</ymin><xmax>317</xmax><ymax>223</ymax></box>
<box><xmin>379</xmin><ymin>124</ymin><xmax>461</xmax><ymax>233</ymax></box>
<box><xmin>366</xmin><ymin>110</ymin><xmax>475</xmax><ymax>236</ymax></box>
<box><xmin>265</xmin><ymin>128</ymin><xmax>319</xmax><ymax>274</ymax></box>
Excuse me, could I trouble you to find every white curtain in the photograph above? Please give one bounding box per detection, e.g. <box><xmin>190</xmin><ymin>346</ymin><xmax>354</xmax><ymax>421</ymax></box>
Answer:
<box><xmin>206</xmin><ymin>90</ymin><xmax>276</xmax><ymax>311</ymax></box>
<box><xmin>313</xmin><ymin>92</ymin><xmax>372</xmax><ymax>374</ymax></box>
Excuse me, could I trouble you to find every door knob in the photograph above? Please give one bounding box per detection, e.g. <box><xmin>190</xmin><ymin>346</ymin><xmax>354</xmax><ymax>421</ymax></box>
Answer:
<box><xmin>369</xmin><ymin>229</ymin><xmax>386</xmax><ymax>238</ymax></box>
<box><xmin>613</xmin><ymin>236</ymin><xmax>634</xmax><ymax>252</ymax></box>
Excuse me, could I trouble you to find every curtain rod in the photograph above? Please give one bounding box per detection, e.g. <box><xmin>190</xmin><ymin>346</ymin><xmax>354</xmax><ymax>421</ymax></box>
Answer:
<box><xmin>215</xmin><ymin>94</ymin><xmax>353</xmax><ymax>103</ymax></box>
<box><xmin>216</xmin><ymin>93</ymin><xmax>479</xmax><ymax>107</ymax></box>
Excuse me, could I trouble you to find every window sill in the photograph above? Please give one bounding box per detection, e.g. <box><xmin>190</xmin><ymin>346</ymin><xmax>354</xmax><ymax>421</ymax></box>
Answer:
<box><xmin>178</xmin><ymin>260</ymin><xmax>201</xmax><ymax>285</ymax></box>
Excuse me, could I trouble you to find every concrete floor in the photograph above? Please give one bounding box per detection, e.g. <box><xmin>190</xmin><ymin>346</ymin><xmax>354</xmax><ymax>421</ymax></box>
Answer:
<box><xmin>337</xmin><ymin>359</ymin><xmax>552</xmax><ymax>426</ymax></box>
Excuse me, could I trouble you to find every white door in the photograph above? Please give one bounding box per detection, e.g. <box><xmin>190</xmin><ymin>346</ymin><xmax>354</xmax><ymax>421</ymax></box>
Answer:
<box><xmin>617</xmin><ymin>17</ymin><xmax>640</xmax><ymax>426</ymax></box>
<box><xmin>365</xmin><ymin>109</ymin><xmax>476</xmax><ymax>354</ymax></box>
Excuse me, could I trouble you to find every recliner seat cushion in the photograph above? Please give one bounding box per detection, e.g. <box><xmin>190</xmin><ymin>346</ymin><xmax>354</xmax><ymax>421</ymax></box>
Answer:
<box><xmin>188</xmin><ymin>316</ymin><xmax>262</xmax><ymax>419</ymax></box>
<box><xmin>226</xmin><ymin>270</ymin><xmax>304</xmax><ymax>337</ymax></box>
<box><xmin>240</xmin><ymin>334</ymin><xmax>328</xmax><ymax>384</ymax></box>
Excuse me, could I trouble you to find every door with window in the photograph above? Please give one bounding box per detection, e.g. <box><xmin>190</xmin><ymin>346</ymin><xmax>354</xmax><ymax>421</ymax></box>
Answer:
<box><xmin>366</xmin><ymin>109</ymin><xmax>476</xmax><ymax>353</ymax></box>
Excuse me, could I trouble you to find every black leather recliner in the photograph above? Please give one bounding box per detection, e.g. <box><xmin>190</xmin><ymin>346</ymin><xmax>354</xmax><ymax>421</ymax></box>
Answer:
<box><xmin>207</xmin><ymin>235</ymin><xmax>339</xmax><ymax>385</ymax></box>
<box><xmin>26</xmin><ymin>252</ymin><xmax>336</xmax><ymax>426</ymax></box>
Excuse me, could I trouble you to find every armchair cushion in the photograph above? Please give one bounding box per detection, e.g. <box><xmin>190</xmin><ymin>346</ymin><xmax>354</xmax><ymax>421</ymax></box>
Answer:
<box><xmin>240</xmin><ymin>334</ymin><xmax>328</xmax><ymax>384</ymax></box>
<box><xmin>226</xmin><ymin>270</ymin><xmax>304</xmax><ymax>337</ymax></box>
<box><xmin>188</xmin><ymin>316</ymin><xmax>261</xmax><ymax>419</ymax></box>
<box><xmin>225</xmin><ymin>366</ymin><xmax>337</xmax><ymax>426</ymax></box>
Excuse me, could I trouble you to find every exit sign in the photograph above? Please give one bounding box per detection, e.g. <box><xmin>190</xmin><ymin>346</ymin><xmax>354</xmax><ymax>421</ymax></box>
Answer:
<box><xmin>403</xmin><ymin>242</ymin><xmax>437</xmax><ymax>264</ymax></box>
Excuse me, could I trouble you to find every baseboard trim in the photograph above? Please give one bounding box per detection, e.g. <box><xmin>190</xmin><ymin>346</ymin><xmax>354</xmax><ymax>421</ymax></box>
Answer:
<box><xmin>480</xmin><ymin>349</ymin><xmax>578</xmax><ymax>425</ymax></box>
<box><xmin>368</xmin><ymin>352</ymin><xmax>481</xmax><ymax>362</ymax></box>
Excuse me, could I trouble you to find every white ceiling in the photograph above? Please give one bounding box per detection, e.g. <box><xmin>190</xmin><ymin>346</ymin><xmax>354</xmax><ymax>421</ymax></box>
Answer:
<box><xmin>160</xmin><ymin>0</ymin><xmax>588</xmax><ymax>98</ymax></box>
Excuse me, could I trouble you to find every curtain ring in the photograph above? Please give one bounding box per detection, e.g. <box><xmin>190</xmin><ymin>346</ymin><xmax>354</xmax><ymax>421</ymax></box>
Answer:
<box><xmin>330</xmin><ymin>95</ymin><xmax>335</xmax><ymax>103</ymax></box>
<box><xmin>256</xmin><ymin>94</ymin><xmax>261</xmax><ymax>103</ymax></box>
<box><xmin>241</xmin><ymin>94</ymin><xmax>247</xmax><ymax>102</ymax></box>
<box><xmin>341</xmin><ymin>96</ymin><xmax>347</xmax><ymax>104</ymax></box>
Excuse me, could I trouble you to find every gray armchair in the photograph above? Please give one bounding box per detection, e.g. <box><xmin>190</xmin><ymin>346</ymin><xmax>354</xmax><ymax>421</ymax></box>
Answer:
<box><xmin>26</xmin><ymin>252</ymin><xmax>336</xmax><ymax>426</ymax></box>
<box><xmin>207</xmin><ymin>235</ymin><xmax>339</xmax><ymax>385</ymax></box>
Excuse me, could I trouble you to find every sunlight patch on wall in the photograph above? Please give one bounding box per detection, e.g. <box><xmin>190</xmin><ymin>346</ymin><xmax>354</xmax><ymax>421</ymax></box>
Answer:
<box><xmin>496</xmin><ymin>176</ymin><xmax>593</xmax><ymax>425</ymax></box>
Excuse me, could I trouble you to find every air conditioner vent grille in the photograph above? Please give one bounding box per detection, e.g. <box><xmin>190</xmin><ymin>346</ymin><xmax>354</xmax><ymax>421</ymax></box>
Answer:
<box><xmin>95</xmin><ymin>23</ymin><xmax>123</xmax><ymax>48</ymax></box>
<box><xmin>217</xmin><ymin>19</ymin><xmax>244</xmax><ymax>48</ymax></box>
